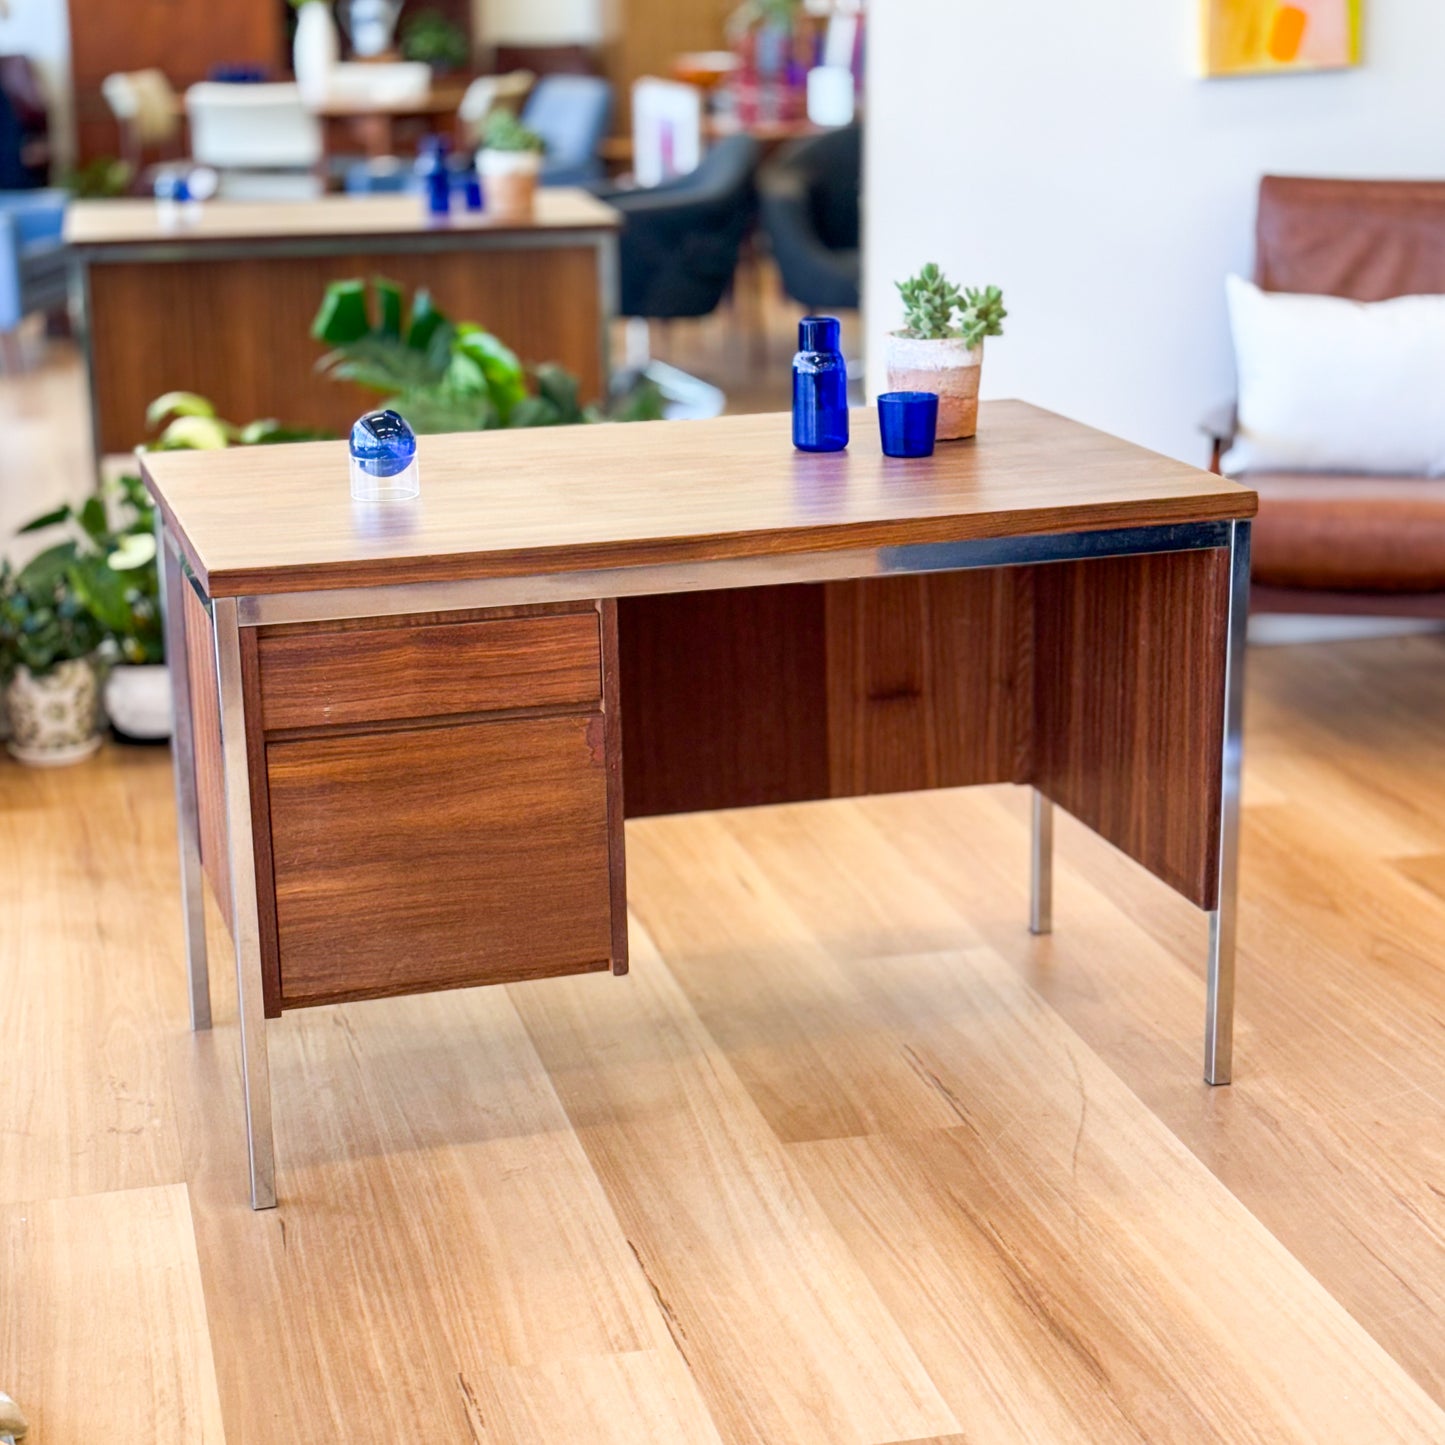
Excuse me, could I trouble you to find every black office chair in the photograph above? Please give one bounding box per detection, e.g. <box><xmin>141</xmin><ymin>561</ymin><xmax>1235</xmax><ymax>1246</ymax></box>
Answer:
<box><xmin>597</xmin><ymin>134</ymin><xmax>761</xmax><ymax>320</ymax></box>
<box><xmin>758</xmin><ymin>125</ymin><xmax>860</xmax><ymax>311</ymax></box>
<box><xmin>595</xmin><ymin>135</ymin><xmax>761</xmax><ymax>416</ymax></box>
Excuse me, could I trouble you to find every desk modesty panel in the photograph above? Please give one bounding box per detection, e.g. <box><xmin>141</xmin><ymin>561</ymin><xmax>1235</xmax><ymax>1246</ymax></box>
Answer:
<box><xmin>67</xmin><ymin>192</ymin><xmax>620</xmax><ymax>456</ymax></box>
<box><xmin>143</xmin><ymin>404</ymin><xmax>1258</xmax><ymax>1209</ymax></box>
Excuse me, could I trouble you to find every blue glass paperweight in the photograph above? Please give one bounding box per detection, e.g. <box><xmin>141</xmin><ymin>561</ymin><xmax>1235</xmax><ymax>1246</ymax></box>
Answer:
<box><xmin>793</xmin><ymin>316</ymin><xmax>849</xmax><ymax>453</ymax></box>
<box><xmin>350</xmin><ymin>409</ymin><xmax>420</xmax><ymax>501</ymax></box>
<box><xmin>878</xmin><ymin>391</ymin><xmax>940</xmax><ymax>458</ymax></box>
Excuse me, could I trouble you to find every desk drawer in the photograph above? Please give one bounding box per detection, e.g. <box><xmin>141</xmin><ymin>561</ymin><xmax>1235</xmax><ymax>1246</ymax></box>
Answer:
<box><xmin>268</xmin><ymin>714</ymin><xmax>617</xmax><ymax>1007</ymax></box>
<box><xmin>257</xmin><ymin>608</ymin><xmax>602</xmax><ymax>733</ymax></box>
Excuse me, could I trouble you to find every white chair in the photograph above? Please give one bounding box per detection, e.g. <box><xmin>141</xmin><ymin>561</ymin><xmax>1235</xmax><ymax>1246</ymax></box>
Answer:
<box><xmin>458</xmin><ymin>71</ymin><xmax>536</xmax><ymax>144</ymax></box>
<box><xmin>185</xmin><ymin>83</ymin><xmax>324</xmax><ymax>200</ymax></box>
<box><xmin>632</xmin><ymin>78</ymin><xmax>703</xmax><ymax>189</ymax></box>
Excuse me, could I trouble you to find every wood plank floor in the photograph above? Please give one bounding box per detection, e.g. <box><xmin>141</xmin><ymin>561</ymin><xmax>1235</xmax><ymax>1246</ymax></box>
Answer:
<box><xmin>4</xmin><ymin>346</ymin><xmax>1445</xmax><ymax>1440</ymax></box>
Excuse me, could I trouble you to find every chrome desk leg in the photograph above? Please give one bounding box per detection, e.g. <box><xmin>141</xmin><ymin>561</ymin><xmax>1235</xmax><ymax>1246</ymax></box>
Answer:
<box><xmin>1030</xmin><ymin>790</ymin><xmax>1054</xmax><ymax>936</ymax></box>
<box><xmin>212</xmin><ymin>596</ymin><xmax>276</xmax><ymax>1209</ymax></box>
<box><xmin>1204</xmin><ymin>520</ymin><xmax>1251</xmax><ymax>1086</ymax></box>
<box><xmin>156</xmin><ymin>518</ymin><xmax>211</xmax><ymax>1031</ymax></box>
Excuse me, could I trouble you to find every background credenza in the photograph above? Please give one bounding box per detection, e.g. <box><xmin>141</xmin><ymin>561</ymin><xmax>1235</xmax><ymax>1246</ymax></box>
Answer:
<box><xmin>144</xmin><ymin>404</ymin><xmax>1257</xmax><ymax>1208</ymax></box>
<box><xmin>67</xmin><ymin>191</ymin><xmax>619</xmax><ymax>455</ymax></box>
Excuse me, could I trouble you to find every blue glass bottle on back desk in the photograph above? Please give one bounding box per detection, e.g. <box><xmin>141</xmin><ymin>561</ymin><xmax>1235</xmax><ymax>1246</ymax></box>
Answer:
<box><xmin>792</xmin><ymin>316</ymin><xmax>849</xmax><ymax>452</ymax></box>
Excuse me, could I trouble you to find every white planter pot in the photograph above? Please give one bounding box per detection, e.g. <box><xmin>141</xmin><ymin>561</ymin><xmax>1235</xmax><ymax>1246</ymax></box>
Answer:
<box><xmin>478</xmin><ymin>149</ymin><xmax>541</xmax><ymax>219</ymax></box>
<box><xmin>103</xmin><ymin>663</ymin><xmax>173</xmax><ymax>742</ymax></box>
<box><xmin>884</xmin><ymin>333</ymin><xmax>983</xmax><ymax>441</ymax></box>
<box><xmin>294</xmin><ymin>0</ymin><xmax>340</xmax><ymax>106</ymax></box>
<box><xmin>5</xmin><ymin>659</ymin><xmax>102</xmax><ymax>767</ymax></box>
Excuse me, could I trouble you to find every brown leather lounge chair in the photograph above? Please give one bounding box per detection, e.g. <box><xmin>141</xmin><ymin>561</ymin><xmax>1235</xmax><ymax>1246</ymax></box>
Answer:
<box><xmin>1204</xmin><ymin>176</ymin><xmax>1445</xmax><ymax>616</ymax></box>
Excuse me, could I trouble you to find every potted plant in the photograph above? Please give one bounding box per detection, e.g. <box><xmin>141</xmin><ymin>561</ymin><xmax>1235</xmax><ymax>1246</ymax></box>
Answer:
<box><xmin>477</xmin><ymin>109</ymin><xmax>546</xmax><ymax>220</ymax></box>
<box><xmin>885</xmin><ymin>264</ymin><xmax>1006</xmax><ymax>441</ymax></box>
<box><xmin>401</xmin><ymin>9</ymin><xmax>471</xmax><ymax>73</ymax></box>
<box><xmin>11</xmin><ymin>478</ymin><xmax>169</xmax><ymax>743</ymax></box>
<box><xmin>0</xmin><ymin>555</ymin><xmax>104</xmax><ymax>766</ymax></box>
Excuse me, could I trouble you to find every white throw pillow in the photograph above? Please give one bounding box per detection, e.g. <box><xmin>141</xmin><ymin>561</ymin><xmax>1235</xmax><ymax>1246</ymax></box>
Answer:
<box><xmin>1221</xmin><ymin>274</ymin><xmax>1445</xmax><ymax>477</ymax></box>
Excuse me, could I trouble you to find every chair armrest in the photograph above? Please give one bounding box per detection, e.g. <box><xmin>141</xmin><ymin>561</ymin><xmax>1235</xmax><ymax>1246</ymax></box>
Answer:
<box><xmin>1199</xmin><ymin>398</ymin><xmax>1237</xmax><ymax>475</ymax></box>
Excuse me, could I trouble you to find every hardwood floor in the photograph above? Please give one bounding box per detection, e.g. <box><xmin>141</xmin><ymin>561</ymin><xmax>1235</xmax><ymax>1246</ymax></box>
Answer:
<box><xmin>4</xmin><ymin>343</ymin><xmax>1445</xmax><ymax>1441</ymax></box>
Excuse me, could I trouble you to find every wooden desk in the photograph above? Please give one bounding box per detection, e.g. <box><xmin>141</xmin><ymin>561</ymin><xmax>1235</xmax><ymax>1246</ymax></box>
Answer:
<box><xmin>142</xmin><ymin>403</ymin><xmax>1258</xmax><ymax>1209</ymax></box>
<box><xmin>66</xmin><ymin>192</ymin><xmax>620</xmax><ymax>456</ymax></box>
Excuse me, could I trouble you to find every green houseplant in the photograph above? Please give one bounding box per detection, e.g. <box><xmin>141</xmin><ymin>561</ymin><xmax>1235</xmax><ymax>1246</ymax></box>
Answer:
<box><xmin>885</xmin><ymin>263</ymin><xmax>1006</xmax><ymax>440</ymax></box>
<box><xmin>477</xmin><ymin>108</ymin><xmax>546</xmax><ymax>219</ymax></box>
<box><xmin>11</xmin><ymin>476</ymin><xmax>167</xmax><ymax>745</ymax></box>
<box><xmin>400</xmin><ymin>9</ymin><xmax>470</xmax><ymax>71</ymax></box>
<box><xmin>311</xmin><ymin>277</ymin><xmax>662</xmax><ymax>431</ymax></box>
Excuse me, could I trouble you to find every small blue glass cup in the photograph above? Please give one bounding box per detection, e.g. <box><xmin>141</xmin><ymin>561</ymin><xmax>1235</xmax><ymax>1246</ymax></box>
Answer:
<box><xmin>877</xmin><ymin>391</ymin><xmax>940</xmax><ymax>458</ymax></box>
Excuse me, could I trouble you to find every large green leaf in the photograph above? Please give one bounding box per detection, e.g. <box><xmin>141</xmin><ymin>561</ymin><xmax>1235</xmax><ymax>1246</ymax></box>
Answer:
<box><xmin>17</xmin><ymin>505</ymin><xmax>73</xmax><ymax>534</ymax></box>
<box><xmin>69</xmin><ymin>555</ymin><xmax>134</xmax><ymax>634</ymax></box>
<box><xmin>455</xmin><ymin>326</ymin><xmax>528</xmax><ymax>414</ymax></box>
<box><xmin>376</xmin><ymin>277</ymin><xmax>403</xmax><ymax>339</ymax></box>
<box><xmin>311</xmin><ymin>279</ymin><xmax>371</xmax><ymax>344</ymax></box>
<box><xmin>156</xmin><ymin>415</ymin><xmax>234</xmax><ymax>451</ymax></box>
<box><xmin>78</xmin><ymin>494</ymin><xmax>109</xmax><ymax>545</ymax></box>
<box><xmin>146</xmin><ymin>391</ymin><xmax>217</xmax><ymax>428</ymax></box>
<box><xmin>406</xmin><ymin>288</ymin><xmax>447</xmax><ymax>352</ymax></box>
<box><xmin>17</xmin><ymin>541</ymin><xmax>80</xmax><ymax>592</ymax></box>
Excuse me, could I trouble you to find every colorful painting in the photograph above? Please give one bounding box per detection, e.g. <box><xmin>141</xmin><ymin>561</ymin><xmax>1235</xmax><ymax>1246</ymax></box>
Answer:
<box><xmin>1202</xmin><ymin>0</ymin><xmax>1362</xmax><ymax>76</ymax></box>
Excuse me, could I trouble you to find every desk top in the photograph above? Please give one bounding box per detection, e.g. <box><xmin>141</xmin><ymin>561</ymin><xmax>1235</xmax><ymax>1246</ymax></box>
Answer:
<box><xmin>143</xmin><ymin>403</ymin><xmax>1257</xmax><ymax>600</ymax></box>
<box><xmin>65</xmin><ymin>190</ymin><xmax>620</xmax><ymax>251</ymax></box>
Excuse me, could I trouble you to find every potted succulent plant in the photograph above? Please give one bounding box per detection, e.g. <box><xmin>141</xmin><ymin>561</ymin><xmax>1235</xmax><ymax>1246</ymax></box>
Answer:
<box><xmin>0</xmin><ymin>554</ymin><xmax>104</xmax><ymax>766</ymax></box>
<box><xmin>477</xmin><ymin>109</ymin><xmax>546</xmax><ymax>220</ymax></box>
<box><xmin>885</xmin><ymin>264</ymin><xmax>1006</xmax><ymax>441</ymax></box>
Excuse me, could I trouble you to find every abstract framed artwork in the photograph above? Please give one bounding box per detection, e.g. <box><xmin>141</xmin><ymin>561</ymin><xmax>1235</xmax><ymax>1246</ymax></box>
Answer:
<box><xmin>1202</xmin><ymin>0</ymin><xmax>1362</xmax><ymax>76</ymax></box>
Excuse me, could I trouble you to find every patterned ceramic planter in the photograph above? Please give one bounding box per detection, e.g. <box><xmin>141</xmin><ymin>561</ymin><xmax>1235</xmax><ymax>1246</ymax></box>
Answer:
<box><xmin>884</xmin><ymin>333</ymin><xmax>983</xmax><ymax>441</ymax></box>
<box><xmin>5</xmin><ymin>658</ymin><xmax>102</xmax><ymax>766</ymax></box>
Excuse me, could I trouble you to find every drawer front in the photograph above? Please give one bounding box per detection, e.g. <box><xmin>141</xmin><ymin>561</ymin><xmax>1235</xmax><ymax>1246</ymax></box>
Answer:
<box><xmin>257</xmin><ymin>610</ymin><xmax>601</xmax><ymax>732</ymax></box>
<box><xmin>267</xmin><ymin>714</ymin><xmax>615</xmax><ymax>1007</ymax></box>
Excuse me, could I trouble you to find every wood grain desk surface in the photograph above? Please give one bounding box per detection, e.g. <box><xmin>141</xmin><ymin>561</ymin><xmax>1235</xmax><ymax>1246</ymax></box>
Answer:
<box><xmin>65</xmin><ymin>190</ymin><xmax>620</xmax><ymax>250</ymax></box>
<box><xmin>142</xmin><ymin>402</ymin><xmax>1258</xmax><ymax>599</ymax></box>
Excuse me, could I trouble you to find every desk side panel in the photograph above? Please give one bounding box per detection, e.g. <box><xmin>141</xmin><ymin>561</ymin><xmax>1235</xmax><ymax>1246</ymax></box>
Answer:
<box><xmin>1033</xmin><ymin>548</ymin><xmax>1230</xmax><ymax>909</ymax></box>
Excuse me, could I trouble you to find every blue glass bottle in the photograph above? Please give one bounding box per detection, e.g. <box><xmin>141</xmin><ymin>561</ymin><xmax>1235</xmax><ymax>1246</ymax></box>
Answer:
<box><xmin>418</xmin><ymin>135</ymin><xmax>452</xmax><ymax>217</ymax></box>
<box><xmin>793</xmin><ymin>316</ymin><xmax>848</xmax><ymax>452</ymax></box>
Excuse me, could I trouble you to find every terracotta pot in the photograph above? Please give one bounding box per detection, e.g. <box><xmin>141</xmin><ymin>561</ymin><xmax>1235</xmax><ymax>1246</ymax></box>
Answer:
<box><xmin>5</xmin><ymin>658</ymin><xmax>101</xmax><ymax>766</ymax></box>
<box><xmin>478</xmin><ymin>149</ymin><xmax>540</xmax><ymax>220</ymax></box>
<box><xmin>884</xmin><ymin>333</ymin><xmax>983</xmax><ymax>441</ymax></box>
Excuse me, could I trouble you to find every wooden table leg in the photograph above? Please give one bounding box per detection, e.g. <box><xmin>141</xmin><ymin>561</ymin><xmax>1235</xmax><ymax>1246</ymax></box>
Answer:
<box><xmin>157</xmin><ymin>518</ymin><xmax>211</xmax><ymax>1032</ymax></box>
<box><xmin>212</xmin><ymin>596</ymin><xmax>277</xmax><ymax>1210</ymax></box>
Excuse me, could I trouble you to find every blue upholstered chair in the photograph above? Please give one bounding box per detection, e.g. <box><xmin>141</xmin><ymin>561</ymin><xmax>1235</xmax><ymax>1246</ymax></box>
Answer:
<box><xmin>0</xmin><ymin>188</ymin><xmax>67</xmax><ymax>359</ymax></box>
<box><xmin>520</xmin><ymin>75</ymin><xmax>612</xmax><ymax>187</ymax></box>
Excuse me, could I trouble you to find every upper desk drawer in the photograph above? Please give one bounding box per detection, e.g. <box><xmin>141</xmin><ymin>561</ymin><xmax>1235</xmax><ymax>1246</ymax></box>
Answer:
<box><xmin>256</xmin><ymin>607</ymin><xmax>602</xmax><ymax>733</ymax></box>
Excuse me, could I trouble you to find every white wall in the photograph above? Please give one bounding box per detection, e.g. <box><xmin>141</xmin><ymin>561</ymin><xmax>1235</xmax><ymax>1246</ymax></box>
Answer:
<box><xmin>865</xmin><ymin>0</ymin><xmax>1445</xmax><ymax>465</ymax></box>
<box><xmin>0</xmin><ymin>0</ymin><xmax>73</xmax><ymax>169</ymax></box>
<box><xmin>475</xmin><ymin>0</ymin><xmax>604</xmax><ymax>46</ymax></box>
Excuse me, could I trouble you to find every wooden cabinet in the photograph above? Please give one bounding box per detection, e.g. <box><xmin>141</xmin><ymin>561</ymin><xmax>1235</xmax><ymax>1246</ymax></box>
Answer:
<box><xmin>239</xmin><ymin>601</ymin><xmax>625</xmax><ymax>1014</ymax></box>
